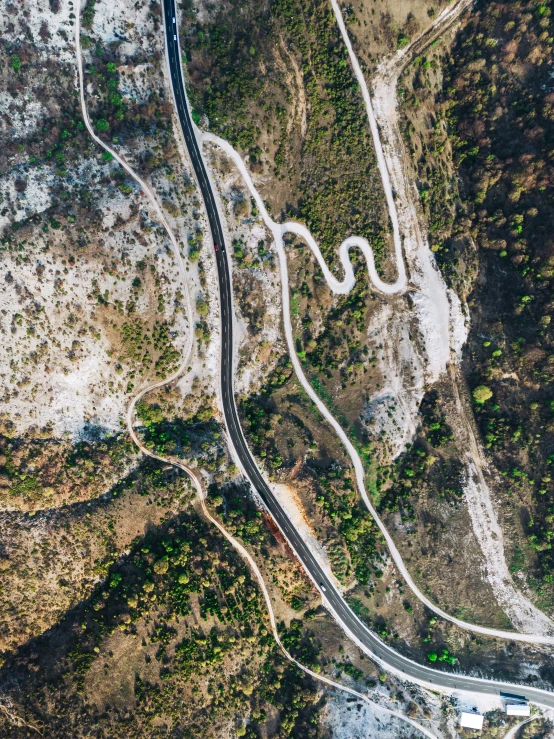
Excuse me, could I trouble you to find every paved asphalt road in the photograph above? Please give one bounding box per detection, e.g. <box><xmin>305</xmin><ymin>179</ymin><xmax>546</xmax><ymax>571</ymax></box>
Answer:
<box><xmin>161</xmin><ymin>0</ymin><xmax>554</xmax><ymax>708</ymax></box>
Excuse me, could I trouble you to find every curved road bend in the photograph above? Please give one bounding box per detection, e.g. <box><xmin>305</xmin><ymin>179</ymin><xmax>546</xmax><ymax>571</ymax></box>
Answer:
<box><xmin>161</xmin><ymin>0</ymin><xmax>554</xmax><ymax>708</ymax></box>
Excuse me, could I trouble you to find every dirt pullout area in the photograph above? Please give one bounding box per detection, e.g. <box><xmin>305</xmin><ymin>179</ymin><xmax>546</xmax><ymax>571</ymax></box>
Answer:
<box><xmin>272</xmin><ymin>482</ymin><xmax>338</xmax><ymax>588</ymax></box>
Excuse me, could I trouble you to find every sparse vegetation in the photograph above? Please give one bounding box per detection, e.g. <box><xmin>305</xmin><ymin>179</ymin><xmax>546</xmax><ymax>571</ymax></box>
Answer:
<box><xmin>184</xmin><ymin>0</ymin><xmax>390</xmax><ymax>268</ymax></box>
<box><xmin>0</xmin><ymin>501</ymin><xmax>328</xmax><ymax>738</ymax></box>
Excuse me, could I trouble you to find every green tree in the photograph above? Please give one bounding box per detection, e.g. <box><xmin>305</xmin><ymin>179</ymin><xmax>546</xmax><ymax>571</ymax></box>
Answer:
<box><xmin>96</xmin><ymin>118</ymin><xmax>109</xmax><ymax>131</ymax></box>
<box><xmin>153</xmin><ymin>559</ymin><xmax>169</xmax><ymax>575</ymax></box>
<box><xmin>473</xmin><ymin>385</ymin><xmax>493</xmax><ymax>404</ymax></box>
<box><xmin>11</xmin><ymin>55</ymin><xmax>21</xmax><ymax>72</ymax></box>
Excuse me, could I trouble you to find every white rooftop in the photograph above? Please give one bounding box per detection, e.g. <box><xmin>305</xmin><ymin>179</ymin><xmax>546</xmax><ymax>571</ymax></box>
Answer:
<box><xmin>506</xmin><ymin>704</ymin><xmax>530</xmax><ymax>717</ymax></box>
<box><xmin>460</xmin><ymin>711</ymin><xmax>484</xmax><ymax>730</ymax></box>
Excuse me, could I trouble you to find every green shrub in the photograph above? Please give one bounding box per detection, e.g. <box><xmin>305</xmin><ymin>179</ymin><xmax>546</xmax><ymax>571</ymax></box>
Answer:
<box><xmin>109</xmin><ymin>573</ymin><xmax>122</xmax><ymax>588</ymax></box>
<box><xmin>397</xmin><ymin>33</ymin><xmax>410</xmax><ymax>49</ymax></box>
<box><xmin>82</xmin><ymin>0</ymin><xmax>96</xmax><ymax>29</ymax></box>
<box><xmin>196</xmin><ymin>300</ymin><xmax>209</xmax><ymax>317</ymax></box>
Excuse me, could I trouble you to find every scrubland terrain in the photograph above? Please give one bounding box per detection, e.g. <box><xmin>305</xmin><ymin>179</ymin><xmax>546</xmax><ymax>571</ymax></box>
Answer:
<box><xmin>0</xmin><ymin>0</ymin><xmax>425</xmax><ymax>736</ymax></box>
<box><xmin>2</xmin><ymin>0</ymin><xmax>554</xmax><ymax>736</ymax></box>
<box><xmin>0</xmin><ymin>0</ymin><xmax>342</xmax><ymax>735</ymax></box>
<box><xmin>182</xmin><ymin>0</ymin><xmax>554</xmax><ymax>639</ymax></box>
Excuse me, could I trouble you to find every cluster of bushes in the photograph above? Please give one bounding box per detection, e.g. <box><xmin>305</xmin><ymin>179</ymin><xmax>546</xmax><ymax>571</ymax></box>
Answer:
<box><xmin>208</xmin><ymin>483</ymin><xmax>267</xmax><ymax>546</ymax></box>
<box><xmin>188</xmin><ymin>228</ymin><xmax>203</xmax><ymax>261</ymax></box>
<box><xmin>427</xmin><ymin>647</ymin><xmax>456</xmax><ymax>666</ymax></box>
<box><xmin>137</xmin><ymin>405</ymin><xmax>224</xmax><ymax>468</ymax></box>
<box><xmin>89</xmin><ymin>58</ymin><xmax>128</xmax><ymax>132</ymax></box>
<box><xmin>315</xmin><ymin>464</ymin><xmax>380</xmax><ymax>585</ymax></box>
<box><xmin>81</xmin><ymin>30</ymin><xmax>174</xmax><ymax>146</ymax></box>
<box><xmin>81</xmin><ymin>0</ymin><xmax>96</xmax><ymax>30</ymax></box>
<box><xmin>304</xmin><ymin>265</ymin><xmax>370</xmax><ymax>383</ymax></box>
<box><xmin>239</xmin><ymin>355</ymin><xmax>294</xmax><ymax>470</ymax></box>
<box><xmin>233</xmin><ymin>237</ymin><xmax>262</xmax><ymax>269</ymax></box>
<box><xmin>377</xmin><ymin>392</ymin><xmax>464</xmax><ymax>518</ymax></box>
<box><xmin>120</xmin><ymin>319</ymin><xmax>180</xmax><ymax>379</ymax></box>
<box><xmin>419</xmin><ymin>391</ymin><xmax>454</xmax><ymax>447</ymax></box>
<box><xmin>0</xmin><ymin>432</ymin><xmax>135</xmax><ymax>507</ymax></box>
<box><xmin>279</xmin><ymin>618</ymin><xmax>321</xmax><ymax>669</ymax></box>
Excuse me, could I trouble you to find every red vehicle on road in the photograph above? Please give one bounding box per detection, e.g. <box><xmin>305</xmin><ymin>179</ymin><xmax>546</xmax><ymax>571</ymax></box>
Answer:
<box><xmin>214</xmin><ymin>243</ymin><xmax>219</xmax><ymax>252</ymax></box>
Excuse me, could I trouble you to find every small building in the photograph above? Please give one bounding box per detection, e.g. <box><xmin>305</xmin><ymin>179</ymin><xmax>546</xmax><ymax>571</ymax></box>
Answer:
<box><xmin>506</xmin><ymin>704</ymin><xmax>531</xmax><ymax>717</ymax></box>
<box><xmin>460</xmin><ymin>712</ymin><xmax>484</xmax><ymax>730</ymax></box>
